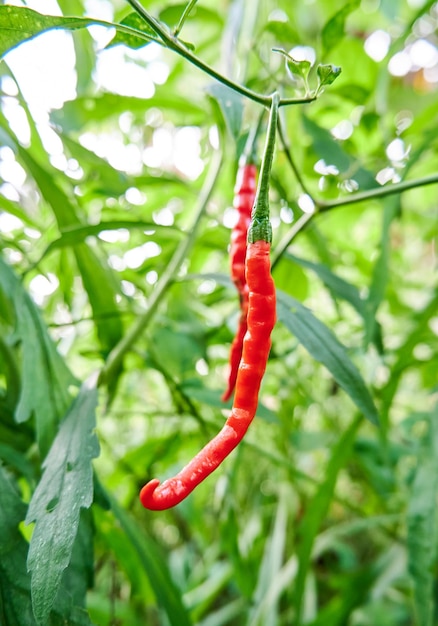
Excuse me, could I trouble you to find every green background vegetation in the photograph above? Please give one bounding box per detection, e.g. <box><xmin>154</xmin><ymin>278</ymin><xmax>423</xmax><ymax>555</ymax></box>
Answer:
<box><xmin>0</xmin><ymin>0</ymin><xmax>437</xmax><ymax>624</ymax></box>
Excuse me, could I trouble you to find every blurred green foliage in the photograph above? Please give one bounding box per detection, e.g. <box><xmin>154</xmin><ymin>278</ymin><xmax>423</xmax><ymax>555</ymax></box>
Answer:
<box><xmin>0</xmin><ymin>0</ymin><xmax>437</xmax><ymax>624</ymax></box>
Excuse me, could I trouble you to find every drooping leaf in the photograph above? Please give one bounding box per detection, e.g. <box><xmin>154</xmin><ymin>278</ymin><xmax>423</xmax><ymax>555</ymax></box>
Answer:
<box><xmin>50</xmin><ymin>93</ymin><xmax>206</xmax><ymax>131</ymax></box>
<box><xmin>277</xmin><ymin>290</ymin><xmax>379</xmax><ymax>426</ymax></box>
<box><xmin>285</xmin><ymin>252</ymin><xmax>366</xmax><ymax>317</ymax></box>
<box><xmin>206</xmin><ymin>83</ymin><xmax>244</xmax><ymax>141</ymax></box>
<box><xmin>302</xmin><ymin>115</ymin><xmax>378</xmax><ymax>190</ymax></box>
<box><xmin>25</xmin><ymin>374</ymin><xmax>100</xmax><ymax>626</ymax></box>
<box><xmin>0</xmin><ymin>257</ymin><xmax>76</xmax><ymax>455</ymax></box>
<box><xmin>0</xmin><ymin>118</ymin><xmax>124</xmax><ymax>356</ymax></box>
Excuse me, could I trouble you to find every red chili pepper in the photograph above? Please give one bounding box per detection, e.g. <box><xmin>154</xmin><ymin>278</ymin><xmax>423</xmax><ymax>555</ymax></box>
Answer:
<box><xmin>222</xmin><ymin>162</ymin><xmax>257</xmax><ymax>402</ymax></box>
<box><xmin>139</xmin><ymin>93</ymin><xmax>280</xmax><ymax>511</ymax></box>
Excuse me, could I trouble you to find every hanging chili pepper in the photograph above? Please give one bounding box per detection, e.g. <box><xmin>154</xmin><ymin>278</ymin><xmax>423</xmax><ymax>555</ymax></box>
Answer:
<box><xmin>222</xmin><ymin>161</ymin><xmax>257</xmax><ymax>402</ymax></box>
<box><xmin>140</xmin><ymin>92</ymin><xmax>280</xmax><ymax>511</ymax></box>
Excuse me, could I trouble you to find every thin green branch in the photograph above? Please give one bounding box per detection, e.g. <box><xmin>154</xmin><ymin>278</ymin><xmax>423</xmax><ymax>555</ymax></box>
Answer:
<box><xmin>271</xmin><ymin>173</ymin><xmax>438</xmax><ymax>269</ymax></box>
<box><xmin>99</xmin><ymin>149</ymin><xmax>223</xmax><ymax>386</ymax></box>
<box><xmin>271</xmin><ymin>212</ymin><xmax>313</xmax><ymax>271</ymax></box>
<box><xmin>173</xmin><ymin>0</ymin><xmax>199</xmax><ymax>37</ymax></box>
<box><xmin>277</xmin><ymin>113</ymin><xmax>315</xmax><ymax>200</ymax></box>
<box><xmin>317</xmin><ymin>173</ymin><xmax>438</xmax><ymax>211</ymax></box>
<box><xmin>125</xmin><ymin>0</ymin><xmax>315</xmax><ymax>108</ymax></box>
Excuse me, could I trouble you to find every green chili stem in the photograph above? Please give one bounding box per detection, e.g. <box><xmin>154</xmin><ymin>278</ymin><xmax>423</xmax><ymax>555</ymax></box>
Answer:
<box><xmin>99</xmin><ymin>149</ymin><xmax>223</xmax><ymax>386</ymax></box>
<box><xmin>248</xmin><ymin>92</ymin><xmax>280</xmax><ymax>243</ymax></box>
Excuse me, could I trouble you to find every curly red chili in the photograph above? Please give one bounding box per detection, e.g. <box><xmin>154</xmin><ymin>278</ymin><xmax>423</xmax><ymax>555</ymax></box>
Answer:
<box><xmin>140</xmin><ymin>92</ymin><xmax>280</xmax><ymax>511</ymax></box>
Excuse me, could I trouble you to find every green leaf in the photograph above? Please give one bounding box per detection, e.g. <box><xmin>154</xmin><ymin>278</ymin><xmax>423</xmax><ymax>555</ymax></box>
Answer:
<box><xmin>302</xmin><ymin>115</ymin><xmax>378</xmax><ymax>190</ymax></box>
<box><xmin>316</xmin><ymin>63</ymin><xmax>342</xmax><ymax>93</ymax></box>
<box><xmin>25</xmin><ymin>374</ymin><xmax>100</xmax><ymax>626</ymax></box>
<box><xmin>364</xmin><ymin>197</ymin><xmax>400</xmax><ymax>348</ymax></box>
<box><xmin>277</xmin><ymin>290</ymin><xmax>379</xmax><ymax>426</ymax></box>
<box><xmin>108</xmin><ymin>494</ymin><xmax>193</xmax><ymax>626</ymax></box>
<box><xmin>0</xmin><ymin>118</ymin><xmax>124</xmax><ymax>356</ymax></box>
<box><xmin>285</xmin><ymin>252</ymin><xmax>365</xmax><ymax>317</ymax></box>
<box><xmin>273</xmin><ymin>47</ymin><xmax>311</xmax><ymax>81</ymax></box>
<box><xmin>0</xmin><ymin>464</ymin><xmax>37</xmax><ymax>625</ymax></box>
<box><xmin>0</xmin><ymin>6</ymin><xmax>97</xmax><ymax>58</ymax></box>
<box><xmin>321</xmin><ymin>0</ymin><xmax>360</xmax><ymax>56</ymax></box>
<box><xmin>206</xmin><ymin>83</ymin><xmax>244</xmax><ymax>141</ymax></box>
<box><xmin>0</xmin><ymin>257</ymin><xmax>76</xmax><ymax>455</ymax></box>
<box><xmin>249</xmin><ymin>497</ymin><xmax>288</xmax><ymax>624</ymax></box>
<box><xmin>106</xmin><ymin>12</ymin><xmax>160</xmax><ymax>50</ymax></box>
<box><xmin>51</xmin><ymin>93</ymin><xmax>206</xmax><ymax>131</ymax></box>
<box><xmin>407</xmin><ymin>404</ymin><xmax>438</xmax><ymax>626</ymax></box>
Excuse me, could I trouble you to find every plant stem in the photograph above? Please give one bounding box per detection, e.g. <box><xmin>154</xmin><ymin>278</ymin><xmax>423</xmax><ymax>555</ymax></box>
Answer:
<box><xmin>317</xmin><ymin>173</ymin><xmax>438</xmax><ymax>211</ymax></box>
<box><xmin>125</xmin><ymin>0</ymin><xmax>314</xmax><ymax>108</ymax></box>
<box><xmin>277</xmin><ymin>113</ymin><xmax>315</xmax><ymax>200</ymax></box>
<box><xmin>173</xmin><ymin>0</ymin><xmax>199</xmax><ymax>37</ymax></box>
<box><xmin>99</xmin><ymin>149</ymin><xmax>223</xmax><ymax>386</ymax></box>
<box><xmin>271</xmin><ymin>173</ymin><xmax>438</xmax><ymax>268</ymax></box>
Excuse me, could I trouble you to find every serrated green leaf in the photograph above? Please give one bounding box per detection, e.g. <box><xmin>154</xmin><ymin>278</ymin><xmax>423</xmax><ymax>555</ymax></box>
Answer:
<box><xmin>206</xmin><ymin>83</ymin><xmax>244</xmax><ymax>141</ymax></box>
<box><xmin>277</xmin><ymin>290</ymin><xmax>379</xmax><ymax>426</ymax></box>
<box><xmin>25</xmin><ymin>374</ymin><xmax>100</xmax><ymax>626</ymax></box>
<box><xmin>407</xmin><ymin>404</ymin><xmax>438</xmax><ymax>626</ymax></box>
<box><xmin>321</xmin><ymin>0</ymin><xmax>360</xmax><ymax>55</ymax></box>
<box><xmin>106</xmin><ymin>12</ymin><xmax>160</xmax><ymax>50</ymax></box>
<box><xmin>0</xmin><ymin>257</ymin><xmax>76</xmax><ymax>455</ymax></box>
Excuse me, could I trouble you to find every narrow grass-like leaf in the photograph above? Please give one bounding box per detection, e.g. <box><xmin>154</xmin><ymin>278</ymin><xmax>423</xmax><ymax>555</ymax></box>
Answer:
<box><xmin>277</xmin><ymin>290</ymin><xmax>379</xmax><ymax>426</ymax></box>
<box><xmin>25</xmin><ymin>374</ymin><xmax>100</xmax><ymax>626</ymax></box>
<box><xmin>407</xmin><ymin>404</ymin><xmax>438</xmax><ymax>626</ymax></box>
<box><xmin>294</xmin><ymin>417</ymin><xmax>361</xmax><ymax>625</ymax></box>
<box><xmin>108</xmin><ymin>494</ymin><xmax>193</xmax><ymax>626</ymax></box>
<box><xmin>286</xmin><ymin>253</ymin><xmax>365</xmax><ymax>316</ymax></box>
<box><xmin>249</xmin><ymin>496</ymin><xmax>289</xmax><ymax>625</ymax></box>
